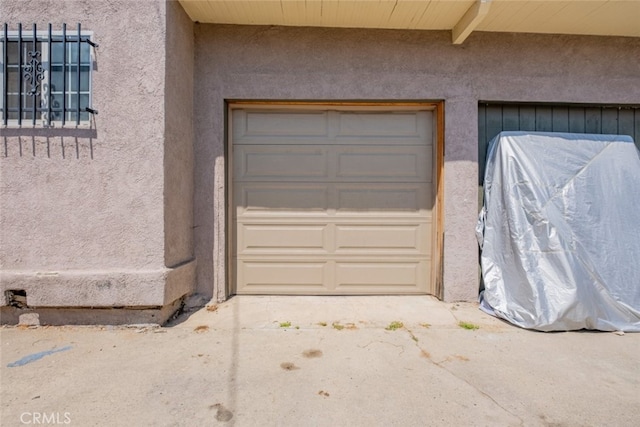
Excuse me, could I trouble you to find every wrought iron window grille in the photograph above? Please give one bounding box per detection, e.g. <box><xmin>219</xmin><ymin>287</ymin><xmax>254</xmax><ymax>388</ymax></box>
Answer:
<box><xmin>1</xmin><ymin>23</ymin><xmax>98</xmax><ymax>127</ymax></box>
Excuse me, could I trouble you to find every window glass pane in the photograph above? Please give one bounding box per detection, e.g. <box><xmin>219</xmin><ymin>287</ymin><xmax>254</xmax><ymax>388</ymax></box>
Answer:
<box><xmin>80</xmin><ymin>42</ymin><xmax>90</xmax><ymax>63</ymax></box>
<box><xmin>67</xmin><ymin>42</ymin><xmax>91</xmax><ymax>65</ymax></box>
<box><xmin>8</xmin><ymin>93</ymin><xmax>19</xmax><ymax>119</ymax></box>
<box><xmin>68</xmin><ymin>43</ymin><xmax>78</xmax><ymax>63</ymax></box>
<box><xmin>22</xmin><ymin>94</ymin><xmax>36</xmax><ymax>119</ymax></box>
<box><xmin>68</xmin><ymin>93</ymin><xmax>89</xmax><ymax>109</ymax></box>
<box><xmin>80</xmin><ymin>93</ymin><xmax>89</xmax><ymax>110</ymax></box>
<box><xmin>7</xmin><ymin>94</ymin><xmax>19</xmax><ymax>110</ymax></box>
<box><xmin>81</xmin><ymin>66</ymin><xmax>90</xmax><ymax>91</ymax></box>
<box><xmin>68</xmin><ymin>65</ymin><xmax>90</xmax><ymax>91</ymax></box>
<box><xmin>50</xmin><ymin>66</ymin><xmax>64</xmax><ymax>92</ymax></box>
<box><xmin>7</xmin><ymin>41</ymin><xmax>19</xmax><ymax>61</ymax></box>
<box><xmin>7</xmin><ymin>67</ymin><xmax>20</xmax><ymax>92</ymax></box>
<box><xmin>50</xmin><ymin>93</ymin><xmax>64</xmax><ymax>120</ymax></box>
<box><xmin>27</xmin><ymin>95</ymin><xmax>35</xmax><ymax>110</ymax></box>
<box><xmin>51</xmin><ymin>41</ymin><xmax>64</xmax><ymax>64</ymax></box>
<box><xmin>68</xmin><ymin>93</ymin><xmax>90</xmax><ymax>121</ymax></box>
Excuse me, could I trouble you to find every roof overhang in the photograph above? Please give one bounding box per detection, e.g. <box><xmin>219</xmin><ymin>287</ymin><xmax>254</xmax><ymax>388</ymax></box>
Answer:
<box><xmin>178</xmin><ymin>0</ymin><xmax>640</xmax><ymax>44</ymax></box>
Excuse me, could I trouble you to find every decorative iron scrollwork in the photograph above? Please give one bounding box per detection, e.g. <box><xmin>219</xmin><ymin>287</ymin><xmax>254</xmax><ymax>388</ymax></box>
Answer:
<box><xmin>24</xmin><ymin>50</ymin><xmax>45</xmax><ymax>96</ymax></box>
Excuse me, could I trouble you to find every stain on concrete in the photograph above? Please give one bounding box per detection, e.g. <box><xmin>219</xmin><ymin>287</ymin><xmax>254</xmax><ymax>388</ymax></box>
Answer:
<box><xmin>302</xmin><ymin>349</ymin><xmax>323</xmax><ymax>358</ymax></box>
<box><xmin>7</xmin><ymin>346</ymin><xmax>72</xmax><ymax>367</ymax></box>
<box><xmin>439</xmin><ymin>354</ymin><xmax>471</xmax><ymax>363</ymax></box>
<box><xmin>211</xmin><ymin>403</ymin><xmax>233</xmax><ymax>422</ymax></box>
<box><xmin>539</xmin><ymin>414</ymin><xmax>565</xmax><ymax>427</ymax></box>
<box><xmin>280</xmin><ymin>362</ymin><xmax>299</xmax><ymax>371</ymax></box>
<box><xmin>96</xmin><ymin>280</ymin><xmax>112</xmax><ymax>289</ymax></box>
<box><xmin>318</xmin><ymin>390</ymin><xmax>330</xmax><ymax>397</ymax></box>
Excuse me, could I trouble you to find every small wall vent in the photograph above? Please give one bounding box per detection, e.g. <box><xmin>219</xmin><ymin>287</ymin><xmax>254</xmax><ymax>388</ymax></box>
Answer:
<box><xmin>6</xmin><ymin>289</ymin><xmax>28</xmax><ymax>308</ymax></box>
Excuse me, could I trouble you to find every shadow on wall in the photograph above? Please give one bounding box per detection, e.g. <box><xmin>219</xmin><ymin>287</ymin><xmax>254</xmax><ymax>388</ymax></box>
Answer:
<box><xmin>1</xmin><ymin>127</ymin><xmax>97</xmax><ymax>159</ymax></box>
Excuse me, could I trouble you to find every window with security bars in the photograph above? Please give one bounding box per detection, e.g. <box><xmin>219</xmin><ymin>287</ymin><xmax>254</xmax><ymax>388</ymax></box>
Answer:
<box><xmin>1</xmin><ymin>23</ymin><xmax>98</xmax><ymax>126</ymax></box>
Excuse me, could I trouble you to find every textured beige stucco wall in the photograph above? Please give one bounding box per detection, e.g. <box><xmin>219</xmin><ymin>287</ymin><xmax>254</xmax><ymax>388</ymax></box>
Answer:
<box><xmin>0</xmin><ymin>0</ymin><xmax>194</xmax><ymax>309</ymax></box>
<box><xmin>193</xmin><ymin>25</ymin><xmax>640</xmax><ymax>302</ymax></box>
<box><xmin>164</xmin><ymin>0</ymin><xmax>195</xmax><ymax>269</ymax></box>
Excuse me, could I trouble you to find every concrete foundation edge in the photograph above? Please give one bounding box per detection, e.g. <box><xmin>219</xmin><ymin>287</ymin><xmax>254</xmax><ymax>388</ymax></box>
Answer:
<box><xmin>0</xmin><ymin>298</ymin><xmax>184</xmax><ymax>326</ymax></box>
<box><xmin>0</xmin><ymin>260</ymin><xmax>196</xmax><ymax>307</ymax></box>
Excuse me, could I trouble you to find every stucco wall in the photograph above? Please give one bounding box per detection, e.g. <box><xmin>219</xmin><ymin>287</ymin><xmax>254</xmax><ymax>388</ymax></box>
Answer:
<box><xmin>0</xmin><ymin>0</ymin><xmax>194</xmax><ymax>310</ymax></box>
<box><xmin>193</xmin><ymin>25</ymin><xmax>640</xmax><ymax>302</ymax></box>
<box><xmin>164</xmin><ymin>1</ymin><xmax>195</xmax><ymax>269</ymax></box>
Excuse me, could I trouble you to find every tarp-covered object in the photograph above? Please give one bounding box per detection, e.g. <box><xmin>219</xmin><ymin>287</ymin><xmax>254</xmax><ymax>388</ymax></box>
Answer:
<box><xmin>477</xmin><ymin>132</ymin><xmax>640</xmax><ymax>331</ymax></box>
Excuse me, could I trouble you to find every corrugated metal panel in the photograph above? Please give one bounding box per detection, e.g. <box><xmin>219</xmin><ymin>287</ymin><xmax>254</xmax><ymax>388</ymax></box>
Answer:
<box><xmin>478</xmin><ymin>103</ymin><xmax>640</xmax><ymax>184</ymax></box>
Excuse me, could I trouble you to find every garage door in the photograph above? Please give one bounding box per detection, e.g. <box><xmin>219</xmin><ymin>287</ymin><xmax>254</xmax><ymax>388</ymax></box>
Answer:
<box><xmin>231</xmin><ymin>106</ymin><xmax>437</xmax><ymax>295</ymax></box>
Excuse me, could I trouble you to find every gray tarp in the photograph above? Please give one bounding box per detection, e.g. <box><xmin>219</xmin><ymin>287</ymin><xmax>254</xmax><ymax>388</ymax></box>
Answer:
<box><xmin>477</xmin><ymin>132</ymin><xmax>640</xmax><ymax>331</ymax></box>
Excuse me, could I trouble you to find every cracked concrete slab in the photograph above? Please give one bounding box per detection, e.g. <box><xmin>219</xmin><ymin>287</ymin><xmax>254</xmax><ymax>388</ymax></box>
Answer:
<box><xmin>1</xmin><ymin>296</ymin><xmax>638</xmax><ymax>426</ymax></box>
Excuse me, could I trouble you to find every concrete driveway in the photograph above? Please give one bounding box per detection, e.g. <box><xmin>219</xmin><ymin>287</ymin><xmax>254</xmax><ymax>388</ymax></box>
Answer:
<box><xmin>1</xmin><ymin>296</ymin><xmax>638</xmax><ymax>426</ymax></box>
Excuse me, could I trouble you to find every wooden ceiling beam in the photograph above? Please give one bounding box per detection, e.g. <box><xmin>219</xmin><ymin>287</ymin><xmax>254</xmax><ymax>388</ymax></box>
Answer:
<box><xmin>452</xmin><ymin>0</ymin><xmax>492</xmax><ymax>44</ymax></box>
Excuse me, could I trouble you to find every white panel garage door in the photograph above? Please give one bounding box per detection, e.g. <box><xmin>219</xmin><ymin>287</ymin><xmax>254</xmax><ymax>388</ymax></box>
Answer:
<box><xmin>231</xmin><ymin>107</ymin><xmax>436</xmax><ymax>295</ymax></box>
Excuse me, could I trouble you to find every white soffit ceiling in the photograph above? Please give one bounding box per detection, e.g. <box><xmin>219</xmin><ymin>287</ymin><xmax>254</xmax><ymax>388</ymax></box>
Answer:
<box><xmin>178</xmin><ymin>0</ymin><xmax>640</xmax><ymax>43</ymax></box>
